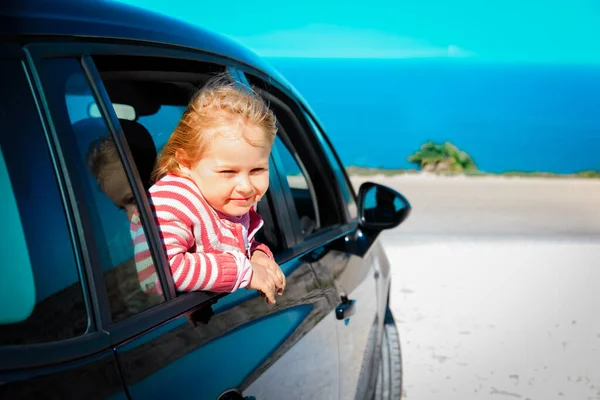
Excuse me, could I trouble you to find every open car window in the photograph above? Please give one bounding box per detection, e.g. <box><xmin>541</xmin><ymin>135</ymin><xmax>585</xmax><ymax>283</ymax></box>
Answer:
<box><xmin>89</xmin><ymin>56</ymin><xmax>284</xmax><ymax>307</ymax></box>
<box><xmin>92</xmin><ymin>55</ymin><xmax>225</xmax><ymax>153</ymax></box>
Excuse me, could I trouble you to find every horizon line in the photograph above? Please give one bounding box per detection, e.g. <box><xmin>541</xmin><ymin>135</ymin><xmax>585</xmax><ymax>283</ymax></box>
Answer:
<box><xmin>262</xmin><ymin>56</ymin><xmax>600</xmax><ymax>66</ymax></box>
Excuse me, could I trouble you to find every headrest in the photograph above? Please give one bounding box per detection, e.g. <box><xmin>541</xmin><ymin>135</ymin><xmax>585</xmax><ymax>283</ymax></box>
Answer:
<box><xmin>103</xmin><ymin>81</ymin><xmax>160</xmax><ymax>116</ymax></box>
<box><xmin>119</xmin><ymin>119</ymin><xmax>157</xmax><ymax>190</ymax></box>
<box><xmin>74</xmin><ymin>118</ymin><xmax>157</xmax><ymax>190</ymax></box>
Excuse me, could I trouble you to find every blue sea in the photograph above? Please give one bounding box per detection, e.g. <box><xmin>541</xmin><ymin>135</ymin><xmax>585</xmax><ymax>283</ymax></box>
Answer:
<box><xmin>268</xmin><ymin>58</ymin><xmax>600</xmax><ymax>174</ymax></box>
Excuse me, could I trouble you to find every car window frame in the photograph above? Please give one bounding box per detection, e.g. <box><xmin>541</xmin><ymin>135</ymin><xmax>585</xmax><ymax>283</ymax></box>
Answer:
<box><xmin>22</xmin><ymin>40</ymin><xmax>298</xmax><ymax>348</ymax></box>
<box><xmin>271</xmin><ymin>127</ymin><xmax>321</xmax><ymax>239</ymax></box>
<box><xmin>0</xmin><ymin>45</ymin><xmax>114</xmax><ymax>372</ymax></box>
<box><xmin>79</xmin><ymin>55</ymin><xmax>175</xmax><ymax>323</ymax></box>
<box><xmin>301</xmin><ymin>109</ymin><xmax>358</xmax><ymax>221</ymax></box>
<box><xmin>28</xmin><ymin>50</ymin><xmax>169</xmax><ymax>341</ymax></box>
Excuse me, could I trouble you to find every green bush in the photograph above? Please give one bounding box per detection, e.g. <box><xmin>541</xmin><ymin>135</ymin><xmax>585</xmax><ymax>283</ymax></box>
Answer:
<box><xmin>575</xmin><ymin>170</ymin><xmax>600</xmax><ymax>178</ymax></box>
<box><xmin>408</xmin><ymin>141</ymin><xmax>477</xmax><ymax>173</ymax></box>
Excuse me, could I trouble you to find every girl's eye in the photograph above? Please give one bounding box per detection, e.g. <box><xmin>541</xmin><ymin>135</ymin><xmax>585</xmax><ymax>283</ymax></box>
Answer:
<box><xmin>251</xmin><ymin>168</ymin><xmax>266</xmax><ymax>174</ymax></box>
<box><xmin>119</xmin><ymin>196</ymin><xmax>135</xmax><ymax>211</ymax></box>
<box><xmin>219</xmin><ymin>170</ymin><xmax>236</xmax><ymax>175</ymax></box>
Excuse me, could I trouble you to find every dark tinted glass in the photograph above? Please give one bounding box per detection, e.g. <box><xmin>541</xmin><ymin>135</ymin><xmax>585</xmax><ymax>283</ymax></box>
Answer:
<box><xmin>0</xmin><ymin>59</ymin><xmax>87</xmax><ymax>346</ymax></box>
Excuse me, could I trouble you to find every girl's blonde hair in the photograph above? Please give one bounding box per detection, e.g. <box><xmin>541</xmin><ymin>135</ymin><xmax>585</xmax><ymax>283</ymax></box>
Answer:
<box><xmin>87</xmin><ymin>136</ymin><xmax>120</xmax><ymax>188</ymax></box>
<box><xmin>152</xmin><ymin>74</ymin><xmax>277</xmax><ymax>182</ymax></box>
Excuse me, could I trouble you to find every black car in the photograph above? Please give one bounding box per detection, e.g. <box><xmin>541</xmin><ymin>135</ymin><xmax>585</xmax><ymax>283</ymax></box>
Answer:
<box><xmin>0</xmin><ymin>2</ymin><xmax>411</xmax><ymax>399</ymax></box>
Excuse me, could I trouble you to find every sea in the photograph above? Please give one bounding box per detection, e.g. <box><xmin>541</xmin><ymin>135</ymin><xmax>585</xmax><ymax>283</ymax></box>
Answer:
<box><xmin>268</xmin><ymin>58</ymin><xmax>600</xmax><ymax>174</ymax></box>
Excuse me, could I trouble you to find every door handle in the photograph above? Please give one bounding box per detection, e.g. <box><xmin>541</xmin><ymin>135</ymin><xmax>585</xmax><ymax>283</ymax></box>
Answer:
<box><xmin>336</xmin><ymin>296</ymin><xmax>356</xmax><ymax>320</ymax></box>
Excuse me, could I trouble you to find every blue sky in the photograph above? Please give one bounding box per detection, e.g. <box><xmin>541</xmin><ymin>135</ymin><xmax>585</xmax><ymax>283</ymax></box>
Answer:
<box><xmin>115</xmin><ymin>0</ymin><xmax>600</xmax><ymax>63</ymax></box>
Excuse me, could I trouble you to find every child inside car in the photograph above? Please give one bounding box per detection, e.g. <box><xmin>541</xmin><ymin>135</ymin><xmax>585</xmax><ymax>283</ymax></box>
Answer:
<box><xmin>141</xmin><ymin>74</ymin><xmax>285</xmax><ymax>304</ymax></box>
<box><xmin>86</xmin><ymin>133</ymin><xmax>162</xmax><ymax>296</ymax></box>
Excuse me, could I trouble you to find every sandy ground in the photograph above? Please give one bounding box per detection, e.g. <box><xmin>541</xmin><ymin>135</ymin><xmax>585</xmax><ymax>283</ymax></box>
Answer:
<box><xmin>384</xmin><ymin>239</ymin><xmax>600</xmax><ymax>400</ymax></box>
<box><xmin>350</xmin><ymin>175</ymin><xmax>600</xmax><ymax>400</ymax></box>
<box><xmin>350</xmin><ymin>174</ymin><xmax>600</xmax><ymax>238</ymax></box>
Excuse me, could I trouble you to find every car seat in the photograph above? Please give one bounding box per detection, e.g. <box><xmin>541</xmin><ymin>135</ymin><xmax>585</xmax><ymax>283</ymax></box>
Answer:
<box><xmin>117</xmin><ymin>119</ymin><xmax>157</xmax><ymax>190</ymax></box>
<box><xmin>72</xmin><ymin>117</ymin><xmax>157</xmax><ymax>189</ymax></box>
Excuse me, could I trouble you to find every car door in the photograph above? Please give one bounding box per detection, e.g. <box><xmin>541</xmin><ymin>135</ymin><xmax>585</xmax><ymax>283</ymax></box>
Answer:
<box><xmin>112</xmin><ymin>164</ymin><xmax>339</xmax><ymax>400</ymax></box>
<box><xmin>40</xmin><ymin>46</ymin><xmax>340</xmax><ymax>400</ymax></box>
<box><xmin>303</xmin><ymin>112</ymin><xmax>390</xmax><ymax>400</ymax></box>
<box><xmin>0</xmin><ymin>46</ymin><xmax>127</xmax><ymax>400</ymax></box>
<box><xmin>243</xmin><ymin>72</ymin><xmax>383</xmax><ymax>400</ymax></box>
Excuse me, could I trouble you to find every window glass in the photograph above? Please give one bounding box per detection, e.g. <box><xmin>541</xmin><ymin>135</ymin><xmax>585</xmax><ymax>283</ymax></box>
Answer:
<box><xmin>273</xmin><ymin>136</ymin><xmax>320</xmax><ymax>236</ymax></box>
<box><xmin>92</xmin><ymin>54</ymin><xmax>225</xmax><ymax>154</ymax></box>
<box><xmin>138</xmin><ymin>105</ymin><xmax>186</xmax><ymax>150</ymax></box>
<box><xmin>0</xmin><ymin>147</ymin><xmax>36</xmax><ymax>325</ymax></box>
<box><xmin>39</xmin><ymin>58</ymin><xmax>165</xmax><ymax>322</ymax></box>
<box><xmin>304</xmin><ymin>113</ymin><xmax>357</xmax><ymax>219</ymax></box>
<box><xmin>0</xmin><ymin>59</ymin><xmax>87</xmax><ymax>345</ymax></box>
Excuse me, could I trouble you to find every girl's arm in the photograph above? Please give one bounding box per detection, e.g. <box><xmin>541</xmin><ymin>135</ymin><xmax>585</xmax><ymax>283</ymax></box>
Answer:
<box><xmin>156</xmin><ymin>214</ymin><xmax>281</xmax><ymax>298</ymax></box>
<box><xmin>154</xmin><ymin>213</ymin><xmax>252</xmax><ymax>293</ymax></box>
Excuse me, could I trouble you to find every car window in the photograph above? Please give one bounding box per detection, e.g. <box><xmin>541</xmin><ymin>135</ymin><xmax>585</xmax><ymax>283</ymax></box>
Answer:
<box><xmin>37</xmin><ymin>58</ymin><xmax>165</xmax><ymax>322</ymax></box>
<box><xmin>88</xmin><ymin>56</ymin><xmax>242</xmax><ymax>298</ymax></box>
<box><xmin>303</xmin><ymin>113</ymin><xmax>357</xmax><ymax>220</ymax></box>
<box><xmin>93</xmin><ymin>56</ymin><xmax>288</xmax><ymax>267</ymax></box>
<box><xmin>138</xmin><ymin>105</ymin><xmax>187</xmax><ymax>150</ymax></box>
<box><xmin>0</xmin><ymin>59</ymin><xmax>88</xmax><ymax>345</ymax></box>
<box><xmin>93</xmin><ymin>55</ymin><xmax>226</xmax><ymax>154</ymax></box>
<box><xmin>273</xmin><ymin>136</ymin><xmax>320</xmax><ymax>236</ymax></box>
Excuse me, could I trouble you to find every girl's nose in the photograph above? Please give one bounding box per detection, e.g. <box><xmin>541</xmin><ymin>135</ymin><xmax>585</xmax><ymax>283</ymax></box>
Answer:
<box><xmin>236</xmin><ymin>175</ymin><xmax>253</xmax><ymax>195</ymax></box>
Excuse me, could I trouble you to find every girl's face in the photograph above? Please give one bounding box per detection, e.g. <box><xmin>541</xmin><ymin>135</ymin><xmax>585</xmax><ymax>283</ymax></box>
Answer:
<box><xmin>188</xmin><ymin>123</ymin><xmax>271</xmax><ymax>217</ymax></box>
<box><xmin>100</xmin><ymin>162</ymin><xmax>138</xmax><ymax>222</ymax></box>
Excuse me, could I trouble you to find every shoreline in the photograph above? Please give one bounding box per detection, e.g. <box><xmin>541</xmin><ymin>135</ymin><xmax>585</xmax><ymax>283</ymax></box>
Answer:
<box><xmin>345</xmin><ymin>167</ymin><xmax>600</xmax><ymax>181</ymax></box>
<box><xmin>348</xmin><ymin>171</ymin><xmax>600</xmax><ymax>185</ymax></box>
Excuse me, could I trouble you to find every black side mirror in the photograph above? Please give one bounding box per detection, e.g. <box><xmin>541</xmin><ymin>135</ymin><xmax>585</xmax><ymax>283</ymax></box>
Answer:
<box><xmin>357</xmin><ymin>182</ymin><xmax>411</xmax><ymax>230</ymax></box>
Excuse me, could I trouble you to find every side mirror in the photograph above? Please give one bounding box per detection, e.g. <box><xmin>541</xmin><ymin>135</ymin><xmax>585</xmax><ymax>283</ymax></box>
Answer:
<box><xmin>357</xmin><ymin>182</ymin><xmax>411</xmax><ymax>230</ymax></box>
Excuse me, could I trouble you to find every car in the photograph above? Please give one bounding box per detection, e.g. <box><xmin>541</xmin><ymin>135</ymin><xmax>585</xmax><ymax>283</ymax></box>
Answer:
<box><xmin>0</xmin><ymin>1</ymin><xmax>411</xmax><ymax>399</ymax></box>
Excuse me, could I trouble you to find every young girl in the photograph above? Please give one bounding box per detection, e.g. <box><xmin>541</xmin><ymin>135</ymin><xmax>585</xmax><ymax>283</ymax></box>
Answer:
<box><xmin>136</xmin><ymin>75</ymin><xmax>285</xmax><ymax>304</ymax></box>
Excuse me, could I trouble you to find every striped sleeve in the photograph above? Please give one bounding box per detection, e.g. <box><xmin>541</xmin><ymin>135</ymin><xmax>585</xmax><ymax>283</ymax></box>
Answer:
<box><xmin>148</xmin><ymin>178</ymin><xmax>250</xmax><ymax>293</ymax></box>
<box><xmin>250</xmin><ymin>239</ymin><xmax>274</xmax><ymax>260</ymax></box>
<box><xmin>130</xmin><ymin>214</ymin><xmax>161</xmax><ymax>295</ymax></box>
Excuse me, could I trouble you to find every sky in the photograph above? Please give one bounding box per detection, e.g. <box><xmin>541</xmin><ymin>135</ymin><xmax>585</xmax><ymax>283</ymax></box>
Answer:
<box><xmin>114</xmin><ymin>0</ymin><xmax>600</xmax><ymax>63</ymax></box>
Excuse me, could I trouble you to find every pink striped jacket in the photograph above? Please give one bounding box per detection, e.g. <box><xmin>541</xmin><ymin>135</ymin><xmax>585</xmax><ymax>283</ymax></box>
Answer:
<box><xmin>131</xmin><ymin>174</ymin><xmax>273</xmax><ymax>294</ymax></box>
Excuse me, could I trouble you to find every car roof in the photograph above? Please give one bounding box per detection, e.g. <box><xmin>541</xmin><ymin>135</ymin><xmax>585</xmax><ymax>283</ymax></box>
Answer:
<box><xmin>0</xmin><ymin>1</ymin><xmax>296</xmax><ymax>95</ymax></box>
<box><xmin>0</xmin><ymin>1</ymin><xmax>328</xmax><ymax>138</ymax></box>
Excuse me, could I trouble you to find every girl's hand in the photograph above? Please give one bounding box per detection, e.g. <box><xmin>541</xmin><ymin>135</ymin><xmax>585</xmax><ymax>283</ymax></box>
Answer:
<box><xmin>248</xmin><ymin>261</ymin><xmax>277</xmax><ymax>304</ymax></box>
<box><xmin>251</xmin><ymin>251</ymin><xmax>286</xmax><ymax>296</ymax></box>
